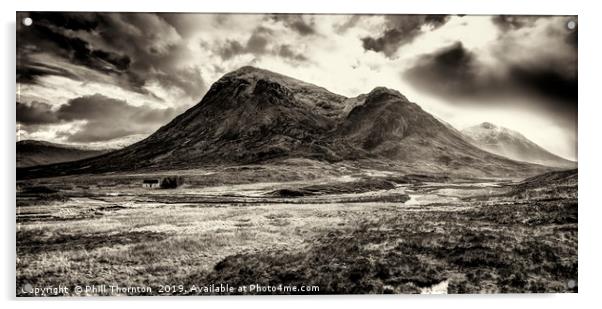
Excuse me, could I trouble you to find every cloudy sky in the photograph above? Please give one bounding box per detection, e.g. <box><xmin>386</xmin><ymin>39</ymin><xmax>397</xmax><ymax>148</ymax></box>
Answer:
<box><xmin>16</xmin><ymin>12</ymin><xmax>577</xmax><ymax>160</ymax></box>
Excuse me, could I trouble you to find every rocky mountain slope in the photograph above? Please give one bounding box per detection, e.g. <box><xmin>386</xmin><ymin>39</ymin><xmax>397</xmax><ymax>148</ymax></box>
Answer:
<box><xmin>462</xmin><ymin>122</ymin><xmax>576</xmax><ymax>168</ymax></box>
<box><xmin>18</xmin><ymin>66</ymin><xmax>548</xmax><ymax>179</ymax></box>
<box><xmin>17</xmin><ymin>140</ymin><xmax>107</xmax><ymax>168</ymax></box>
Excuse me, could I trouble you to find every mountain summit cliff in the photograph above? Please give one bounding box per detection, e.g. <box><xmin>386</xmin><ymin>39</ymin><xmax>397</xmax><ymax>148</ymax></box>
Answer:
<box><xmin>19</xmin><ymin>66</ymin><xmax>548</xmax><ymax>179</ymax></box>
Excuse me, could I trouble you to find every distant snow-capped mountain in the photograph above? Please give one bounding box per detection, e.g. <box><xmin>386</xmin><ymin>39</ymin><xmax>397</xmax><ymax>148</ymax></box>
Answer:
<box><xmin>462</xmin><ymin>122</ymin><xmax>576</xmax><ymax>168</ymax></box>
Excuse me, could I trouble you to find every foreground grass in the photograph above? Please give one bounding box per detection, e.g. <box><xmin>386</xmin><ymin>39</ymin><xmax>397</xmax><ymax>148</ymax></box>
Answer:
<box><xmin>16</xmin><ymin>200</ymin><xmax>379</xmax><ymax>296</ymax></box>
<box><xmin>16</xmin><ymin>170</ymin><xmax>577</xmax><ymax>295</ymax></box>
<box><xmin>16</xmin><ymin>198</ymin><xmax>576</xmax><ymax>295</ymax></box>
<box><xmin>201</xmin><ymin>199</ymin><xmax>577</xmax><ymax>294</ymax></box>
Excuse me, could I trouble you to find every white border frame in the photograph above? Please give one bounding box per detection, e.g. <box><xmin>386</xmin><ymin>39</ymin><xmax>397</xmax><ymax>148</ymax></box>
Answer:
<box><xmin>3</xmin><ymin>1</ymin><xmax>600</xmax><ymax>308</ymax></box>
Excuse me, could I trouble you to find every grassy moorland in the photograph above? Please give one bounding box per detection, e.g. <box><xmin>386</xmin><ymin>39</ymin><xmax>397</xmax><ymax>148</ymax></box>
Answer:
<box><xmin>16</xmin><ymin>168</ymin><xmax>577</xmax><ymax>295</ymax></box>
<box><xmin>205</xmin><ymin>199</ymin><xmax>576</xmax><ymax>294</ymax></box>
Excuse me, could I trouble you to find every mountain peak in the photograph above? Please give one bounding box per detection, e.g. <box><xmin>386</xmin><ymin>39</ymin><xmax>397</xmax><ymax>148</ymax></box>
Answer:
<box><xmin>222</xmin><ymin>66</ymin><xmax>305</xmax><ymax>86</ymax></box>
<box><xmin>365</xmin><ymin>87</ymin><xmax>408</xmax><ymax>102</ymax></box>
<box><xmin>480</xmin><ymin>122</ymin><xmax>497</xmax><ymax>129</ymax></box>
<box><xmin>218</xmin><ymin>66</ymin><xmax>341</xmax><ymax>97</ymax></box>
<box><xmin>226</xmin><ymin>66</ymin><xmax>275</xmax><ymax>78</ymax></box>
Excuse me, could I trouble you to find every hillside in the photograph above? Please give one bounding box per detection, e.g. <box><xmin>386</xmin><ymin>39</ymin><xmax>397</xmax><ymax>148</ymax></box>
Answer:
<box><xmin>509</xmin><ymin>168</ymin><xmax>578</xmax><ymax>200</ymax></box>
<box><xmin>16</xmin><ymin>140</ymin><xmax>107</xmax><ymax>168</ymax></box>
<box><xmin>18</xmin><ymin>66</ymin><xmax>548</xmax><ymax>179</ymax></box>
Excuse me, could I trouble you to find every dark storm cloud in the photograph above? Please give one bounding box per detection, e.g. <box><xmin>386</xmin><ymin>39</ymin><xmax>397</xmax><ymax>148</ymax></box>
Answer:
<box><xmin>219</xmin><ymin>41</ymin><xmax>246</xmax><ymax>61</ymax></box>
<box><xmin>216</xmin><ymin>27</ymin><xmax>308</xmax><ymax>63</ymax></box>
<box><xmin>246</xmin><ymin>27</ymin><xmax>272</xmax><ymax>54</ymax></box>
<box><xmin>508</xmin><ymin>65</ymin><xmax>577</xmax><ymax>106</ymax></box>
<box><xmin>17</xmin><ymin>12</ymin><xmax>134</xmax><ymax>85</ymax></box>
<box><xmin>17</xmin><ymin>12</ymin><xmax>207</xmax><ymax>100</ymax></box>
<box><xmin>403</xmin><ymin>37</ymin><xmax>577</xmax><ymax>125</ymax></box>
<box><xmin>16</xmin><ymin>101</ymin><xmax>58</xmax><ymax>125</ymax></box>
<box><xmin>403</xmin><ymin>42</ymin><xmax>485</xmax><ymax>97</ymax></box>
<box><xmin>334</xmin><ymin>16</ymin><xmax>362</xmax><ymax>34</ymax></box>
<box><xmin>98</xmin><ymin>13</ymin><xmax>207</xmax><ymax>99</ymax></box>
<box><xmin>362</xmin><ymin>15</ymin><xmax>450</xmax><ymax>58</ymax></box>
<box><xmin>16</xmin><ymin>60</ymin><xmax>82</xmax><ymax>84</ymax></box>
<box><xmin>59</xmin><ymin>94</ymin><xmax>179</xmax><ymax>142</ymax></box>
<box><xmin>404</xmin><ymin>42</ymin><xmax>577</xmax><ymax>103</ymax></box>
<box><xmin>491</xmin><ymin>15</ymin><xmax>540</xmax><ymax>32</ymax></box>
<box><xmin>17</xmin><ymin>94</ymin><xmax>179</xmax><ymax>142</ymax></box>
<box><xmin>492</xmin><ymin>15</ymin><xmax>578</xmax><ymax>53</ymax></box>
<box><xmin>278</xmin><ymin>45</ymin><xmax>308</xmax><ymax>62</ymax></box>
<box><xmin>271</xmin><ymin>14</ymin><xmax>316</xmax><ymax>36</ymax></box>
<box><xmin>159</xmin><ymin>13</ymin><xmax>207</xmax><ymax>39</ymax></box>
<box><xmin>216</xmin><ymin>27</ymin><xmax>272</xmax><ymax>60</ymax></box>
<box><xmin>27</xmin><ymin>12</ymin><xmax>99</xmax><ymax>31</ymax></box>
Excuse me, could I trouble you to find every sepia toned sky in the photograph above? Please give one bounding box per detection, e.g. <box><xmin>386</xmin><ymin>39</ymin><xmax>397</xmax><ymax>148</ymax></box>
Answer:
<box><xmin>16</xmin><ymin>13</ymin><xmax>577</xmax><ymax>160</ymax></box>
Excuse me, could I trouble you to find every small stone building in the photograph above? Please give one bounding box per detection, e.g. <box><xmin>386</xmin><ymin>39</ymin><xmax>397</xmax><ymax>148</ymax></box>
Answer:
<box><xmin>142</xmin><ymin>179</ymin><xmax>160</xmax><ymax>188</ymax></box>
